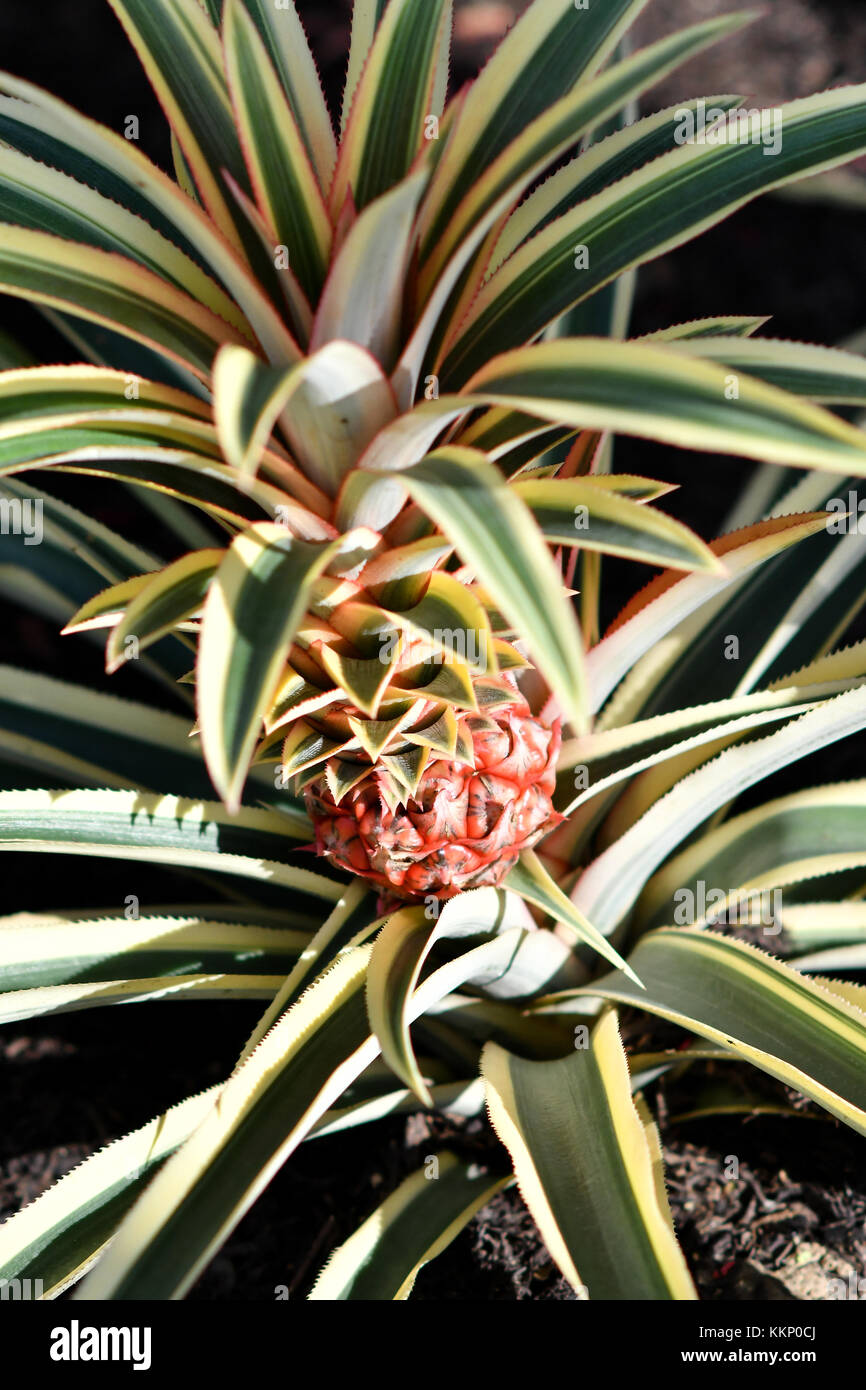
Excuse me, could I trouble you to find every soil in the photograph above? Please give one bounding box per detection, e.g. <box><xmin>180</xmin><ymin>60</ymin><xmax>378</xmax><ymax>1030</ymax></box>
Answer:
<box><xmin>2</xmin><ymin>0</ymin><xmax>866</xmax><ymax>1301</ymax></box>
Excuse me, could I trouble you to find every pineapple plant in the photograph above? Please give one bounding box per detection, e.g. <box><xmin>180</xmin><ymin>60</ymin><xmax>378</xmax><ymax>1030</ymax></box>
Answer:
<box><xmin>2</xmin><ymin>0</ymin><xmax>866</xmax><ymax>1300</ymax></box>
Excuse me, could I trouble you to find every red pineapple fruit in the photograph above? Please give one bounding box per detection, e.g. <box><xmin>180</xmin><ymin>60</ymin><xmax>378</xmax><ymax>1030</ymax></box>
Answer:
<box><xmin>305</xmin><ymin>696</ymin><xmax>563</xmax><ymax>899</ymax></box>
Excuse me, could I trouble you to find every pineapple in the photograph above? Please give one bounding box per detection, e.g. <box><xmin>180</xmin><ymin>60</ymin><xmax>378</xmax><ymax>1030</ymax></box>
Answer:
<box><xmin>6</xmin><ymin>0</ymin><xmax>866</xmax><ymax>1303</ymax></box>
<box><xmin>1</xmin><ymin>0</ymin><xmax>768</xmax><ymax>899</ymax></box>
<box><xmin>5</xmin><ymin>0</ymin><xmax>862</xmax><ymax>910</ymax></box>
<box><xmin>268</xmin><ymin>529</ymin><xmax>565</xmax><ymax>897</ymax></box>
<box><xmin>306</xmin><ymin>694</ymin><xmax>563</xmax><ymax>899</ymax></box>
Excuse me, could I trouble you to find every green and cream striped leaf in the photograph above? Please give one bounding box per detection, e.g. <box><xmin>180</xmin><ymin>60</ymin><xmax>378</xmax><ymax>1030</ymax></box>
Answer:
<box><xmin>311</xmin><ymin>171</ymin><xmax>428</xmax><ymax>370</ymax></box>
<box><xmin>105</xmin><ymin>549</ymin><xmax>222</xmax><ymax>673</ymax></box>
<box><xmin>778</xmin><ymin>902</ymin><xmax>866</xmax><ymax>964</ymax></box>
<box><xmin>342</xmin><ymin>0</ymin><xmax>390</xmax><ymax>134</ymax></box>
<box><xmin>309</xmin><ymin>1152</ymin><xmax>508</xmax><ymax>1300</ymax></box>
<box><xmin>442</xmin><ymin>83</ymin><xmax>866</xmax><ymax>383</ymax></box>
<box><xmin>215</xmin><ymin>342</ymin><xmax>395</xmax><ymax>494</ymax></box>
<box><xmin>558</xmin><ymin>692</ymin><xmax>826</xmax><ymax>819</ymax></box>
<box><xmin>213</xmin><ymin>346</ymin><xmax>289</xmax><ymax>477</ymax></box>
<box><xmin>376</xmin><ymin>446</ymin><xmax>589</xmax><ymax>732</ymax></box>
<box><xmin>641</xmin><ymin>316</ymin><xmax>770</xmax><ymax>342</ymax></box>
<box><xmin>0</xmin><ymin>973</ymin><xmax>283</xmax><ymax>1025</ymax></box>
<box><xmin>64</xmin><ymin>576</ymin><xmax>164</xmax><ymax>636</ymax></box>
<box><xmin>561</xmin><ymin>680</ymin><xmax>861</xmax><ymax>776</ymax></box>
<box><xmin>513</xmin><ymin>477</ymin><xmax>720</xmax><ymax>571</ymax></box>
<box><xmin>792</xmin><ymin>944</ymin><xmax>866</xmax><ymax>974</ymax></box>
<box><xmin>588</xmin><ymin>514</ymin><xmax>831</xmax><ymax>716</ymax></box>
<box><xmin>555</xmin><ymin>929</ymin><xmax>866</xmax><ymax>1136</ymax></box>
<box><xmin>502</xmin><ymin>851</ymin><xmax>639</xmax><ymax>981</ymax></box>
<box><xmin>331</xmin><ymin>0</ymin><xmax>449</xmax><ymax>214</ymax></box>
<box><xmin>0</xmin><ymin>74</ymin><xmax>300</xmax><ymax>364</ymax></box>
<box><xmin>0</xmin><ymin>373</ymin><xmax>327</xmax><ymax>516</ymax></box>
<box><xmin>74</xmin><ymin>923</ymin><xmax>595</xmax><ymax>1299</ymax></box>
<box><xmin>392</xmin><ymin>180</ymin><xmax>534</xmax><ymax>409</ymax></box>
<box><xmin>422</xmin><ymin>16</ymin><xmax>750</xmax><ymax>291</ymax></box>
<box><xmin>679</xmin><ymin>336</ymin><xmax>866</xmax><ymax>404</ymax></box>
<box><xmin>0</xmin><ymin>227</ymin><xmax>247</xmax><ymax>380</ymax></box>
<box><xmin>585</xmin><ymin>644</ymin><xmax>866</xmax><ymax>838</ymax></box>
<box><xmin>0</xmin><ymin>1086</ymin><xmax>220</xmax><ymax>1297</ymax></box>
<box><xmin>817</xmin><ymin>978</ymin><xmax>866</xmax><ymax>1015</ymax></box>
<box><xmin>241</xmin><ymin>0</ymin><xmax>336</xmax><ymax>187</ymax></box>
<box><xmin>197</xmin><ymin>524</ymin><xmax>346</xmax><ymax>808</ymax></box>
<box><xmin>0</xmin><ymin>914</ymin><xmax>308</xmax><ymax>991</ymax></box>
<box><xmin>419</xmin><ymin>0</ymin><xmax>653</xmax><ymax>260</ymax></box>
<box><xmin>58</xmin><ymin>901</ymin><xmax>321</xmax><ymax>932</ymax></box>
<box><xmin>482</xmin><ymin>1011</ymin><xmax>696</xmax><ymax>1299</ymax></box>
<box><xmin>0</xmin><ymin>668</ymin><xmax>225</xmax><ymax>798</ymax></box>
<box><xmin>106</xmin><ymin>0</ymin><xmax>250</xmax><ymax>251</ymax></box>
<box><xmin>428</xmin><ymin>0</ymin><xmax>452</xmax><ymax>127</ymax></box>
<box><xmin>368</xmin><ymin>570</ymin><xmax>498</xmax><ymax>675</ymax></box>
<box><xmin>596</xmin><ymin>476</ymin><xmax>866</xmax><ymax>732</ymax></box>
<box><xmin>208</xmin><ymin>349</ymin><xmax>332</xmax><ymax>511</ymax></box>
<box><xmin>0</xmin><ymin>418</ymin><xmax>222</xmax><ymax>469</ymax></box>
<box><xmin>38</xmin><ymin>305</ymin><xmax>209</xmax><ymax>409</ymax></box>
<box><xmin>0</xmin><ymin>789</ymin><xmax>323</xmax><ymax>887</ymax></box>
<box><xmin>542</xmin><ymin>41</ymin><xmax>641</xmax><ymax>354</ymax></box>
<box><xmin>171</xmin><ymin>125</ymin><xmax>203</xmax><ymax>199</ymax></box>
<box><xmin>195</xmin><ymin>0</ymin><xmax>221</xmax><ymax>27</ymax></box>
<box><xmin>223</xmin><ymin>0</ymin><xmax>331</xmax><ymax>305</ymax></box>
<box><xmin>572</xmin><ymin>688</ymin><xmax>866</xmax><ymax>936</ymax></box>
<box><xmin>636</xmin><ymin>783</ymin><xmax>866</xmax><ymax>932</ymax></box>
<box><xmin>366</xmin><ymin>890</ymin><xmax>540</xmax><ymax>1106</ymax></box>
<box><xmin>487</xmin><ymin>94</ymin><xmax>744</xmax><ymax>277</ymax></box>
<box><xmin>461</xmin><ymin>340</ymin><xmax>866</xmax><ymax>475</ymax></box>
<box><xmin>76</xmin><ymin>946</ymin><xmax>378</xmax><ymax>1299</ymax></box>
<box><xmin>737</xmin><ymin>531</ymin><xmax>866</xmax><ymax>696</ymax></box>
<box><xmin>715</xmin><ymin>470</ymin><xmax>866</xmax><ymax>698</ymax></box>
<box><xmin>0</xmin><ymin>469</ymin><xmax>164</xmax><ymax>586</ymax></box>
<box><xmin>241</xmin><ymin>880</ymin><xmax>375</xmax><ymax>1058</ymax></box>
<box><xmin>359</xmin><ymin>534</ymin><xmax>453</xmax><ymax>609</ymax></box>
<box><xmin>0</xmin><ymin>364</ymin><xmax>212</xmax><ymax>436</ymax></box>
<box><xmin>0</xmin><ymin>147</ymin><xmax>249</xmax><ymax>339</ymax></box>
<box><xmin>375</xmin><ymin>342</ymin><xmax>866</xmax><ymax>513</ymax></box>
<box><xmin>598</xmin><ymin>647</ymin><xmax>866</xmax><ymax>843</ymax></box>
<box><xmin>0</xmin><ymin>442</ymin><xmax>298</xmax><ymax>528</ymax></box>
<box><xmin>409</xmin><ymin>89</ymin><xmax>743</xmax><ymax>403</ymax></box>
<box><xmin>224</xmin><ymin>179</ymin><xmax>318</xmax><ymax>352</ymax></box>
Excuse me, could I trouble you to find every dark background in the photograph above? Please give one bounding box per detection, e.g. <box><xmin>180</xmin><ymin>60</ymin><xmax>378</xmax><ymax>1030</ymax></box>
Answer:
<box><xmin>2</xmin><ymin>0</ymin><xmax>866</xmax><ymax>1302</ymax></box>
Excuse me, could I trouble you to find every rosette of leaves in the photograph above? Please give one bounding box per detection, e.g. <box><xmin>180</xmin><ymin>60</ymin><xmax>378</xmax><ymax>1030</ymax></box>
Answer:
<box><xmin>2</xmin><ymin>0</ymin><xmax>866</xmax><ymax>1300</ymax></box>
